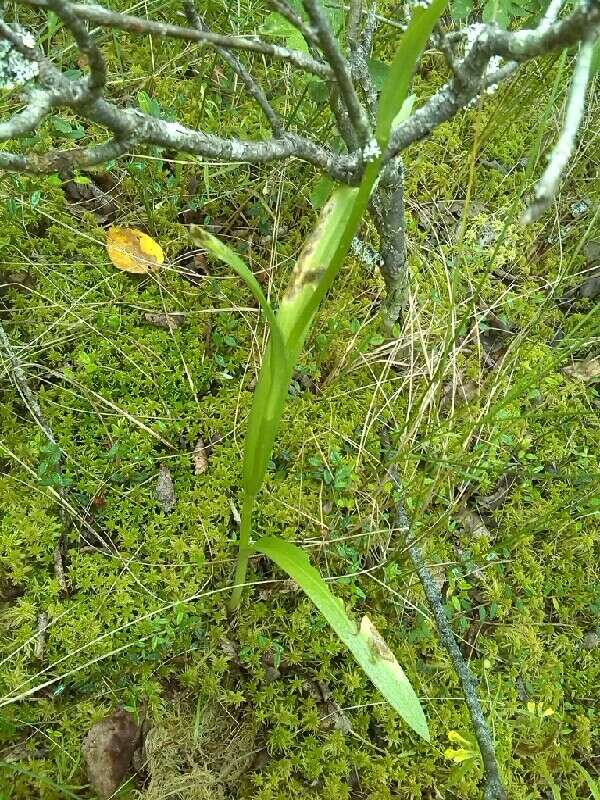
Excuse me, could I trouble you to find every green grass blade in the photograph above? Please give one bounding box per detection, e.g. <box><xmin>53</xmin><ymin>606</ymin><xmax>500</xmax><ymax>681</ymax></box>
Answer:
<box><xmin>189</xmin><ymin>226</ymin><xmax>285</xmax><ymax>360</ymax></box>
<box><xmin>376</xmin><ymin>0</ymin><xmax>447</xmax><ymax>148</ymax></box>
<box><xmin>575</xmin><ymin>764</ymin><xmax>600</xmax><ymax>800</ymax></box>
<box><xmin>254</xmin><ymin>536</ymin><xmax>429</xmax><ymax>740</ymax></box>
<box><xmin>189</xmin><ymin>225</ymin><xmax>288</xmax><ymax>494</ymax></box>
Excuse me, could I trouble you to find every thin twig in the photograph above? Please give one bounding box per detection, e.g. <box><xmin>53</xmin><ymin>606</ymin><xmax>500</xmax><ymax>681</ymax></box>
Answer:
<box><xmin>184</xmin><ymin>0</ymin><xmax>283</xmax><ymax>136</ymax></box>
<box><xmin>386</xmin><ymin>461</ymin><xmax>507</xmax><ymax>800</ymax></box>
<box><xmin>522</xmin><ymin>36</ymin><xmax>594</xmax><ymax>223</ymax></box>
<box><xmin>0</xmin><ymin>137</ymin><xmax>132</xmax><ymax>173</ymax></box>
<box><xmin>346</xmin><ymin>0</ymin><xmax>363</xmax><ymax>48</ymax></box>
<box><xmin>0</xmin><ymin>321</ymin><xmax>56</xmax><ymax>443</ymax></box>
<box><xmin>20</xmin><ymin>0</ymin><xmax>333</xmax><ymax>78</ymax></box>
<box><xmin>303</xmin><ymin>0</ymin><xmax>370</xmax><ymax>145</ymax></box>
<box><xmin>44</xmin><ymin>0</ymin><xmax>106</xmax><ymax>99</ymax></box>
<box><xmin>268</xmin><ymin>0</ymin><xmax>321</xmax><ymax>50</ymax></box>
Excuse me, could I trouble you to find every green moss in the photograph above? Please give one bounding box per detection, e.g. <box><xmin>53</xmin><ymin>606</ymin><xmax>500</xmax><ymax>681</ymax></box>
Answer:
<box><xmin>1</xmin><ymin>12</ymin><xmax>599</xmax><ymax>800</ymax></box>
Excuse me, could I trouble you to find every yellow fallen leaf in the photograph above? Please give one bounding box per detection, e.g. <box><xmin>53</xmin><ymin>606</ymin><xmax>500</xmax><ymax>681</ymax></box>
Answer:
<box><xmin>444</xmin><ymin>747</ymin><xmax>476</xmax><ymax>763</ymax></box>
<box><xmin>447</xmin><ymin>730</ymin><xmax>473</xmax><ymax>747</ymax></box>
<box><xmin>106</xmin><ymin>227</ymin><xmax>164</xmax><ymax>274</ymax></box>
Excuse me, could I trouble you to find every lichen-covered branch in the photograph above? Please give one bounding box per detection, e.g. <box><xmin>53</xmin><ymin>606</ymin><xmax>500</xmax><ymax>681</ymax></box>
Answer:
<box><xmin>370</xmin><ymin>159</ymin><xmax>407</xmax><ymax>332</ymax></box>
<box><xmin>386</xmin><ymin>464</ymin><xmax>507</xmax><ymax>800</ymax></box>
<box><xmin>0</xmin><ymin>137</ymin><xmax>132</xmax><ymax>173</ymax></box>
<box><xmin>20</xmin><ymin>0</ymin><xmax>333</xmax><ymax>78</ymax></box>
<box><xmin>44</xmin><ymin>0</ymin><xmax>106</xmax><ymax>100</ymax></box>
<box><xmin>522</xmin><ymin>36</ymin><xmax>595</xmax><ymax>223</ymax></box>
<box><xmin>303</xmin><ymin>0</ymin><xmax>370</xmax><ymax>146</ymax></box>
<box><xmin>387</xmin><ymin>2</ymin><xmax>600</xmax><ymax>161</ymax></box>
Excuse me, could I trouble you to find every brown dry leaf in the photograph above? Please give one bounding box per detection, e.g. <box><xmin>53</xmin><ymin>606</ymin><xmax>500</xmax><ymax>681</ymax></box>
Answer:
<box><xmin>106</xmin><ymin>227</ymin><xmax>164</xmax><ymax>274</ymax></box>
<box><xmin>584</xmin><ymin>239</ymin><xmax>600</xmax><ymax>265</ymax></box>
<box><xmin>441</xmin><ymin>376</ymin><xmax>480</xmax><ymax>411</ymax></box>
<box><xmin>144</xmin><ymin>311</ymin><xmax>186</xmax><ymax>331</ymax></box>
<box><xmin>192</xmin><ymin>436</ymin><xmax>208</xmax><ymax>475</ymax></box>
<box><xmin>61</xmin><ymin>172</ymin><xmax>118</xmax><ymax>224</ymax></box>
<box><xmin>455</xmin><ymin>506</ymin><xmax>490</xmax><ymax>539</ymax></box>
<box><xmin>476</xmin><ymin>471</ymin><xmax>517</xmax><ymax>511</ymax></box>
<box><xmin>82</xmin><ymin>710</ymin><xmax>141</xmax><ymax>799</ymax></box>
<box><xmin>562</xmin><ymin>357</ymin><xmax>600</xmax><ymax>382</ymax></box>
<box><xmin>156</xmin><ymin>464</ymin><xmax>176</xmax><ymax>513</ymax></box>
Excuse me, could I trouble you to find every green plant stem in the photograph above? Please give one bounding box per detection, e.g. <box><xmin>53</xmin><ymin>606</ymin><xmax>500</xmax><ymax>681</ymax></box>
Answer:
<box><xmin>229</xmin><ymin>492</ymin><xmax>256</xmax><ymax>611</ymax></box>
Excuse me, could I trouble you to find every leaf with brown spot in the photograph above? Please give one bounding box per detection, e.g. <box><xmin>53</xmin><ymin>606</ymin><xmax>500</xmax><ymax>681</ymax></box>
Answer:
<box><xmin>562</xmin><ymin>356</ymin><xmax>600</xmax><ymax>382</ymax></box>
<box><xmin>82</xmin><ymin>710</ymin><xmax>141</xmax><ymax>800</ymax></box>
<box><xmin>106</xmin><ymin>227</ymin><xmax>164</xmax><ymax>274</ymax></box>
<box><xmin>192</xmin><ymin>437</ymin><xmax>208</xmax><ymax>475</ymax></box>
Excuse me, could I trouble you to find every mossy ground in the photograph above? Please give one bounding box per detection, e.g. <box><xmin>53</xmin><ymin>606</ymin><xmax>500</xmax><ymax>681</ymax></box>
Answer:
<box><xmin>1</xmin><ymin>3</ymin><xmax>599</xmax><ymax>799</ymax></box>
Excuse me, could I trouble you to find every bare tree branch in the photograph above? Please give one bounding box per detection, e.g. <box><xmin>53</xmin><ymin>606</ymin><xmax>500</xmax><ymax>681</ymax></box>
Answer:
<box><xmin>0</xmin><ymin>136</ymin><xmax>132</xmax><ymax>172</ymax></box>
<box><xmin>44</xmin><ymin>0</ymin><xmax>106</xmax><ymax>100</ymax></box>
<box><xmin>370</xmin><ymin>159</ymin><xmax>407</xmax><ymax>332</ymax></box>
<box><xmin>387</xmin><ymin>2</ymin><xmax>600</xmax><ymax>162</ymax></box>
<box><xmin>346</xmin><ymin>0</ymin><xmax>363</xmax><ymax>50</ymax></box>
<box><xmin>268</xmin><ymin>0</ymin><xmax>321</xmax><ymax>50</ymax></box>
<box><xmin>303</xmin><ymin>0</ymin><xmax>371</xmax><ymax>146</ymax></box>
<box><xmin>347</xmin><ymin>2</ymin><xmax>378</xmax><ymax>120</ymax></box>
<box><xmin>386</xmin><ymin>462</ymin><xmax>507</xmax><ymax>800</ymax></box>
<box><xmin>20</xmin><ymin>0</ymin><xmax>334</xmax><ymax>78</ymax></box>
<box><xmin>183</xmin><ymin>0</ymin><xmax>284</xmax><ymax>137</ymax></box>
<box><xmin>0</xmin><ymin>88</ymin><xmax>53</xmax><ymax>140</ymax></box>
<box><xmin>330</xmin><ymin>84</ymin><xmax>360</xmax><ymax>150</ymax></box>
<box><xmin>522</xmin><ymin>36</ymin><xmax>595</xmax><ymax>222</ymax></box>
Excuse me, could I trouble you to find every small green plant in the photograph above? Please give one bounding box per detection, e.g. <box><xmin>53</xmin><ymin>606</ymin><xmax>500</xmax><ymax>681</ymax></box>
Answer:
<box><xmin>190</xmin><ymin>0</ymin><xmax>448</xmax><ymax>741</ymax></box>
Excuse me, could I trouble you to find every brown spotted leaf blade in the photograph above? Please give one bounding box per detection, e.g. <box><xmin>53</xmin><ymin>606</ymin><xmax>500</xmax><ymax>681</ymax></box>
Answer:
<box><xmin>106</xmin><ymin>227</ymin><xmax>164</xmax><ymax>274</ymax></box>
<box><xmin>156</xmin><ymin>464</ymin><xmax>176</xmax><ymax>513</ymax></box>
<box><xmin>192</xmin><ymin>437</ymin><xmax>208</xmax><ymax>475</ymax></box>
<box><xmin>82</xmin><ymin>710</ymin><xmax>141</xmax><ymax>799</ymax></box>
<box><xmin>563</xmin><ymin>356</ymin><xmax>600</xmax><ymax>382</ymax></box>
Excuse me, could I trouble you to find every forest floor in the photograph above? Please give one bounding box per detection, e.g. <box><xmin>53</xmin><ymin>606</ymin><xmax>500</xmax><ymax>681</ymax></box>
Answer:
<box><xmin>0</xmin><ymin>2</ymin><xmax>599</xmax><ymax>799</ymax></box>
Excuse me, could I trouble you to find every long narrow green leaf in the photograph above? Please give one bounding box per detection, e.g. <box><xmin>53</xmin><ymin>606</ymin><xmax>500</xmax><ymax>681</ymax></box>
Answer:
<box><xmin>254</xmin><ymin>536</ymin><xmax>429</xmax><ymax>740</ymax></box>
<box><xmin>189</xmin><ymin>225</ymin><xmax>288</xmax><ymax>490</ymax></box>
<box><xmin>376</xmin><ymin>0</ymin><xmax>447</xmax><ymax>147</ymax></box>
<box><xmin>189</xmin><ymin>225</ymin><xmax>284</xmax><ymax>359</ymax></box>
<box><xmin>241</xmin><ymin>187</ymin><xmax>358</xmax><ymax>498</ymax></box>
<box><xmin>575</xmin><ymin>764</ymin><xmax>600</xmax><ymax>800</ymax></box>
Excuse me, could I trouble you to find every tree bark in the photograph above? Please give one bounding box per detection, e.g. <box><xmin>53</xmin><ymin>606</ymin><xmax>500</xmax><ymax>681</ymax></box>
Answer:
<box><xmin>370</xmin><ymin>158</ymin><xmax>407</xmax><ymax>332</ymax></box>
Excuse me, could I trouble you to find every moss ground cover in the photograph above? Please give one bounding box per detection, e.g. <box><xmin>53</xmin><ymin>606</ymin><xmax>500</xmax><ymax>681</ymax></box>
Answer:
<box><xmin>0</xmin><ymin>2</ymin><xmax>598</xmax><ymax>797</ymax></box>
